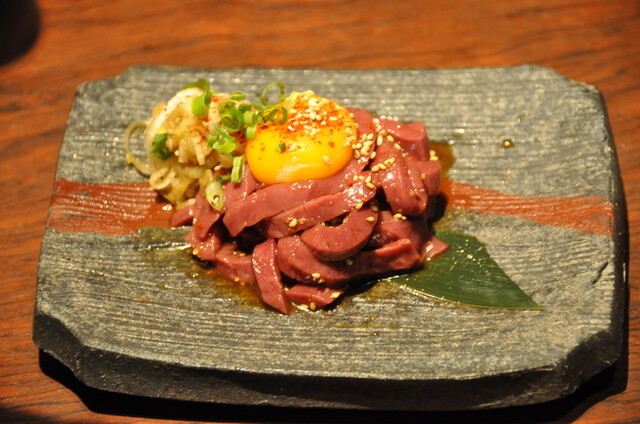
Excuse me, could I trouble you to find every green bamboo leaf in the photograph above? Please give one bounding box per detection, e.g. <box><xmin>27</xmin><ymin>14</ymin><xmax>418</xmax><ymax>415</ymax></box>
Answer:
<box><xmin>392</xmin><ymin>228</ymin><xmax>543</xmax><ymax>309</ymax></box>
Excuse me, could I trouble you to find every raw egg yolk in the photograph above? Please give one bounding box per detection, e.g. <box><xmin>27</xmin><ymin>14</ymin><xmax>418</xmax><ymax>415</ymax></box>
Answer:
<box><xmin>245</xmin><ymin>92</ymin><xmax>356</xmax><ymax>185</ymax></box>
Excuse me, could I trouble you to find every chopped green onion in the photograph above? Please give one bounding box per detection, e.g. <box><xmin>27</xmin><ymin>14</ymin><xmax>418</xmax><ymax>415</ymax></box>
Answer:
<box><xmin>231</xmin><ymin>156</ymin><xmax>244</xmax><ymax>183</ymax></box>
<box><xmin>277</xmin><ymin>142</ymin><xmax>286</xmax><ymax>153</ymax></box>
<box><xmin>230</xmin><ymin>91</ymin><xmax>246</xmax><ymax>101</ymax></box>
<box><xmin>151</xmin><ymin>133</ymin><xmax>171</xmax><ymax>160</ymax></box>
<box><xmin>205</xmin><ymin>181</ymin><xmax>225</xmax><ymax>211</ymax></box>
<box><xmin>260</xmin><ymin>82</ymin><xmax>286</xmax><ymax>106</ymax></box>
<box><xmin>238</xmin><ymin>103</ymin><xmax>254</xmax><ymax>113</ymax></box>
<box><xmin>207</xmin><ymin>125</ymin><xmax>237</xmax><ymax>154</ymax></box>
<box><xmin>243</xmin><ymin>109</ymin><xmax>258</xmax><ymax>126</ymax></box>
<box><xmin>262</xmin><ymin>106</ymin><xmax>288</xmax><ymax>124</ymax></box>
<box><xmin>282</xmin><ymin>91</ymin><xmax>301</xmax><ymax>110</ymax></box>
<box><xmin>183</xmin><ymin>78</ymin><xmax>210</xmax><ymax>92</ymax></box>
<box><xmin>217</xmin><ymin>174</ymin><xmax>231</xmax><ymax>183</ymax></box>
<box><xmin>220</xmin><ymin>108</ymin><xmax>244</xmax><ymax>132</ymax></box>
<box><xmin>218</xmin><ymin>100</ymin><xmax>236</xmax><ymax>114</ymax></box>
<box><xmin>192</xmin><ymin>91</ymin><xmax>212</xmax><ymax>117</ymax></box>
<box><xmin>245</xmin><ymin>125</ymin><xmax>257</xmax><ymax>140</ymax></box>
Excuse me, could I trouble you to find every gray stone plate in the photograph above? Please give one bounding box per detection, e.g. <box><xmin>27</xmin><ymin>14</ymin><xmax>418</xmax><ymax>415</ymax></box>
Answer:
<box><xmin>34</xmin><ymin>66</ymin><xmax>627</xmax><ymax>410</ymax></box>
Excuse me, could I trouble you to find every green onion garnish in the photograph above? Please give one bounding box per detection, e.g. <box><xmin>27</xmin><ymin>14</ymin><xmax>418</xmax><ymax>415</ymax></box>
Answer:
<box><xmin>231</xmin><ymin>156</ymin><xmax>244</xmax><ymax>183</ymax></box>
<box><xmin>183</xmin><ymin>78</ymin><xmax>210</xmax><ymax>92</ymax></box>
<box><xmin>220</xmin><ymin>108</ymin><xmax>244</xmax><ymax>133</ymax></box>
<box><xmin>262</xmin><ymin>106</ymin><xmax>288</xmax><ymax>124</ymax></box>
<box><xmin>192</xmin><ymin>91</ymin><xmax>212</xmax><ymax>117</ymax></box>
<box><xmin>260</xmin><ymin>82</ymin><xmax>286</xmax><ymax>106</ymax></box>
<box><xmin>277</xmin><ymin>142</ymin><xmax>286</xmax><ymax>153</ymax></box>
<box><xmin>151</xmin><ymin>133</ymin><xmax>171</xmax><ymax>160</ymax></box>
<box><xmin>230</xmin><ymin>91</ymin><xmax>246</xmax><ymax>101</ymax></box>
<box><xmin>205</xmin><ymin>180</ymin><xmax>225</xmax><ymax>211</ymax></box>
<box><xmin>245</xmin><ymin>125</ymin><xmax>257</xmax><ymax>140</ymax></box>
<box><xmin>207</xmin><ymin>126</ymin><xmax>237</xmax><ymax>154</ymax></box>
<box><xmin>218</xmin><ymin>100</ymin><xmax>236</xmax><ymax>114</ymax></box>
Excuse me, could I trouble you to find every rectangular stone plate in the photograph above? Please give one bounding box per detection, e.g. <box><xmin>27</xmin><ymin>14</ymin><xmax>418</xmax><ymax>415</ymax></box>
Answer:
<box><xmin>34</xmin><ymin>66</ymin><xmax>626</xmax><ymax>410</ymax></box>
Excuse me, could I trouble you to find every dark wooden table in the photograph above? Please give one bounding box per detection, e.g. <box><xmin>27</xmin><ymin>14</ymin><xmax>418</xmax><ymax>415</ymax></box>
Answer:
<box><xmin>2</xmin><ymin>1</ymin><xmax>638</xmax><ymax>422</ymax></box>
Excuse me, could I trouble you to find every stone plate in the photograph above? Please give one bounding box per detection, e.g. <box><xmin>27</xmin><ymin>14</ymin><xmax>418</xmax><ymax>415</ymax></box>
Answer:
<box><xmin>33</xmin><ymin>66</ymin><xmax>627</xmax><ymax>410</ymax></box>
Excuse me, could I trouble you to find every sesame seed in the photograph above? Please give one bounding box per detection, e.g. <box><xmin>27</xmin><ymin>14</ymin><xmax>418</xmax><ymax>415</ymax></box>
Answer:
<box><xmin>365</xmin><ymin>216</ymin><xmax>375</xmax><ymax>222</ymax></box>
<box><xmin>289</xmin><ymin>218</ymin><xmax>298</xmax><ymax>228</ymax></box>
<box><xmin>355</xmin><ymin>202</ymin><xmax>363</xmax><ymax>210</ymax></box>
<box><xmin>366</xmin><ymin>182</ymin><xmax>376</xmax><ymax>189</ymax></box>
<box><xmin>309</xmin><ymin>302</ymin><xmax>317</xmax><ymax>311</ymax></box>
<box><xmin>371</xmin><ymin>165</ymin><xmax>380</xmax><ymax>172</ymax></box>
<box><xmin>330</xmin><ymin>292</ymin><xmax>341</xmax><ymax>298</ymax></box>
<box><xmin>311</xmin><ymin>272</ymin><xmax>321</xmax><ymax>279</ymax></box>
<box><xmin>346</xmin><ymin>258</ymin><xmax>354</xmax><ymax>266</ymax></box>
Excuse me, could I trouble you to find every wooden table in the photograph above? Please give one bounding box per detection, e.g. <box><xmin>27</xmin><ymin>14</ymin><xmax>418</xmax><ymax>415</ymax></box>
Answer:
<box><xmin>2</xmin><ymin>1</ymin><xmax>638</xmax><ymax>422</ymax></box>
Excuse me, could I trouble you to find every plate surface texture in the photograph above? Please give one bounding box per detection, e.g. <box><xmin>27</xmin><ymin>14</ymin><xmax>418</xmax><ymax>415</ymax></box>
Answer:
<box><xmin>34</xmin><ymin>65</ymin><xmax>626</xmax><ymax>410</ymax></box>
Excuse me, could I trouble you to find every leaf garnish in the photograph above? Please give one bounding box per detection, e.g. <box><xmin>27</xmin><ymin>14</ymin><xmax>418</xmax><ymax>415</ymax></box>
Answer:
<box><xmin>392</xmin><ymin>228</ymin><xmax>542</xmax><ymax>310</ymax></box>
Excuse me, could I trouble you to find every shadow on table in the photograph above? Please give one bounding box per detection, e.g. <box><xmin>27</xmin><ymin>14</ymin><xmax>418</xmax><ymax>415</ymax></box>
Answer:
<box><xmin>0</xmin><ymin>0</ymin><xmax>40</xmax><ymax>66</ymax></box>
<box><xmin>35</xmin><ymin>343</ymin><xmax>628</xmax><ymax>424</ymax></box>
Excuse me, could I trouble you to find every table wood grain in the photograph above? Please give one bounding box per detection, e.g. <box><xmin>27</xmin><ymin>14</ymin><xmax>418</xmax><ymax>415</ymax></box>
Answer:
<box><xmin>1</xmin><ymin>0</ymin><xmax>638</xmax><ymax>422</ymax></box>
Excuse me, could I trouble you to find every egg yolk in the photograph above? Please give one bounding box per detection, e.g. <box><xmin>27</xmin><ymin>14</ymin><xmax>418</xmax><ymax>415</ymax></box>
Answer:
<box><xmin>245</xmin><ymin>92</ymin><xmax>356</xmax><ymax>185</ymax></box>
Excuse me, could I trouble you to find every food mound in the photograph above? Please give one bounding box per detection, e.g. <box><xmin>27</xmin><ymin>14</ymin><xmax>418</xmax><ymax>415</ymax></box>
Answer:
<box><xmin>126</xmin><ymin>79</ymin><xmax>447</xmax><ymax>313</ymax></box>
